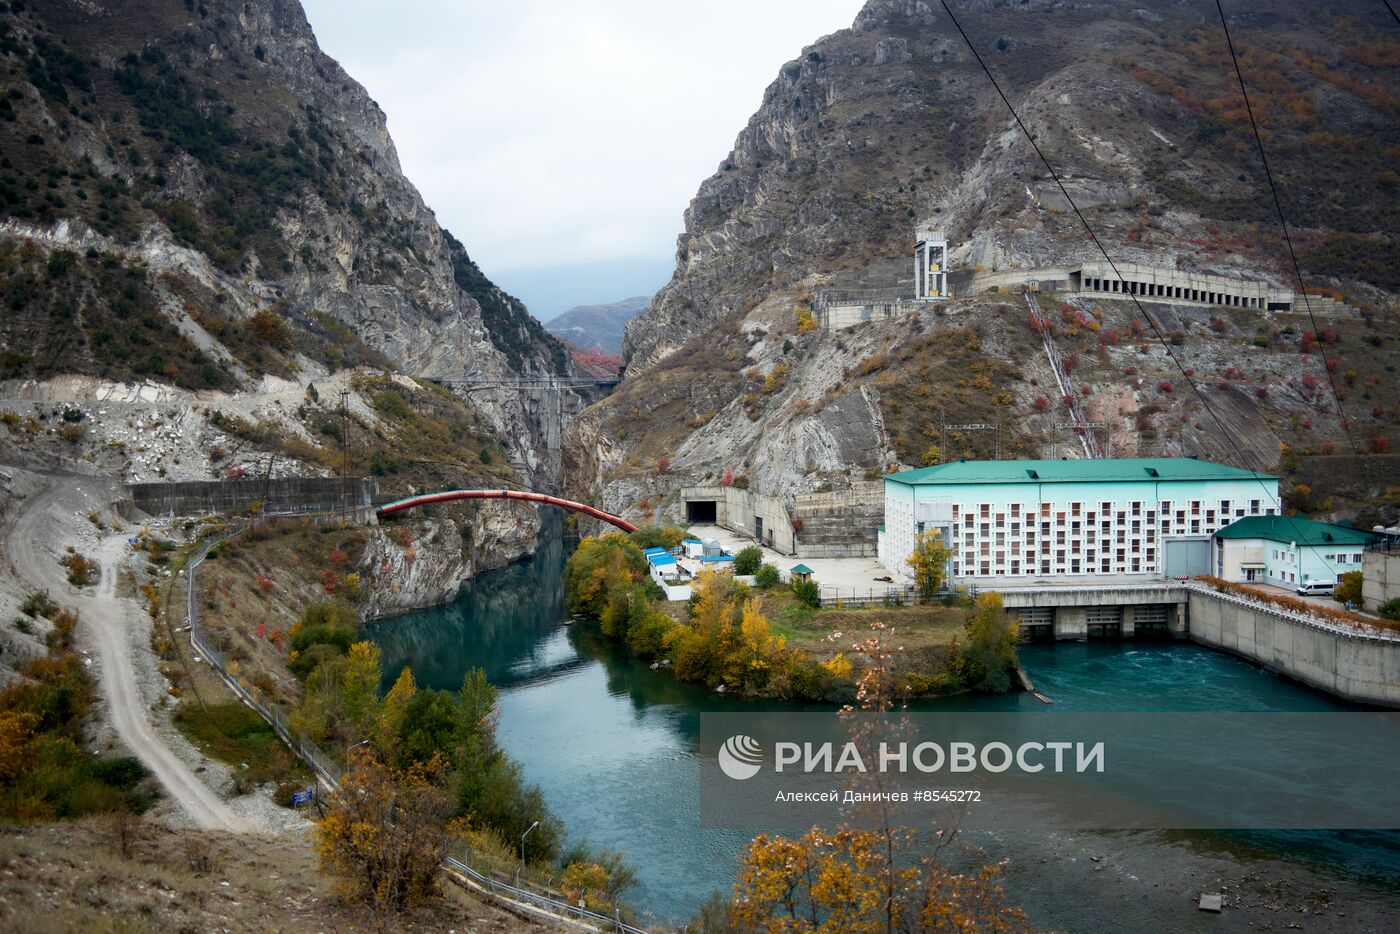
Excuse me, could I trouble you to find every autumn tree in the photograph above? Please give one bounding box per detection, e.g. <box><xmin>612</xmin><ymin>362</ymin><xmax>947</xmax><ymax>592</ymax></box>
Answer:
<box><xmin>372</xmin><ymin>666</ymin><xmax>417</xmax><ymax>763</ymax></box>
<box><xmin>556</xmin><ymin>845</ymin><xmax>637</xmax><ymax>916</ymax></box>
<box><xmin>564</xmin><ymin>533</ymin><xmax>648</xmax><ymax>619</ymax></box>
<box><xmin>340</xmin><ymin>641</ymin><xmax>382</xmax><ymax>739</ymax></box>
<box><xmin>315</xmin><ymin>750</ymin><xmax>453</xmax><ymax>915</ymax></box>
<box><xmin>959</xmin><ymin>593</ymin><xmax>1020</xmax><ymax>693</ymax></box>
<box><xmin>730</xmin><ymin>620</ymin><xmax>1028</xmax><ymax>932</ymax></box>
<box><xmin>732</xmin><ymin>827</ymin><xmax>1026</xmax><ymax>933</ymax></box>
<box><xmin>908</xmin><ymin>529</ymin><xmax>954</xmax><ymax>601</ymax></box>
<box><xmin>1335</xmin><ymin>570</ymin><xmax>1363</xmax><ymax>606</ymax></box>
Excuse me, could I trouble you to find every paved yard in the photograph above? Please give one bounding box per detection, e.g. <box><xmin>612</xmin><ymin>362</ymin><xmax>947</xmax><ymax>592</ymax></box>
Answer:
<box><xmin>685</xmin><ymin>524</ymin><xmax>900</xmax><ymax>597</ymax></box>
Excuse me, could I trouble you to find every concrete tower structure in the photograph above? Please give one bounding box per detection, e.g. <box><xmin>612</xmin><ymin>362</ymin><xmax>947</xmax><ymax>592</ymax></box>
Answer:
<box><xmin>914</xmin><ymin>227</ymin><xmax>948</xmax><ymax>301</ymax></box>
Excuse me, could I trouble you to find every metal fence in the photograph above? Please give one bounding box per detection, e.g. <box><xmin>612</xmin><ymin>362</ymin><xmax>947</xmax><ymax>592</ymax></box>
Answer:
<box><xmin>182</xmin><ymin>530</ymin><xmax>649</xmax><ymax>932</ymax></box>
<box><xmin>1366</xmin><ymin>535</ymin><xmax>1400</xmax><ymax>554</ymax></box>
<box><xmin>813</xmin><ymin>286</ymin><xmax>913</xmax><ymax>308</ymax></box>
<box><xmin>185</xmin><ymin>535</ymin><xmax>342</xmax><ymax>787</ymax></box>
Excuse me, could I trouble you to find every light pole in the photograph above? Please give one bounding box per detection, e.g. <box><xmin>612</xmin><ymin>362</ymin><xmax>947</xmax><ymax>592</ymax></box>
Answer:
<box><xmin>346</xmin><ymin>738</ymin><xmax>370</xmax><ymax>766</ymax></box>
<box><xmin>519</xmin><ymin>819</ymin><xmax>540</xmax><ymax>886</ymax></box>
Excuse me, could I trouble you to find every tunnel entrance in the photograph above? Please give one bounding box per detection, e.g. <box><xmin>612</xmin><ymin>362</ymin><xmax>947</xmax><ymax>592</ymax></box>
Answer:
<box><xmin>686</xmin><ymin>500</ymin><xmax>718</xmax><ymax>524</ymax></box>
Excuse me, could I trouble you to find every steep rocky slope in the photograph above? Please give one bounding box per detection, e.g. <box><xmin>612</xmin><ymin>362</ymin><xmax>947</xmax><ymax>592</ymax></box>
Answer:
<box><xmin>572</xmin><ymin>0</ymin><xmax>1400</xmax><ymax>528</ymax></box>
<box><xmin>0</xmin><ymin>0</ymin><xmax>576</xmax><ymax>486</ymax></box>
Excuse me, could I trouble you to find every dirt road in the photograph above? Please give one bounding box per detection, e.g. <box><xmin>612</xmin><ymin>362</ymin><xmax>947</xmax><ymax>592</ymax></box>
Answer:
<box><xmin>4</xmin><ymin>476</ymin><xmax>253</xmax><ymax>833</ymax></box>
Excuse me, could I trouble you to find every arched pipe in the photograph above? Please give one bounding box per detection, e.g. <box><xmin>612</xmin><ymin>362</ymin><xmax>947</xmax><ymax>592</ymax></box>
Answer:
<box><xmin>375</xmin><ymin>489</ymin><xmax>638</xmax><ymax>533</ymax></box>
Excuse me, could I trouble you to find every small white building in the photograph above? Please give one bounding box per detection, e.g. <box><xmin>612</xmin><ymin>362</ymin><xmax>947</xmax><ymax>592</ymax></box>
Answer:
<box><xmin>1213</xmin><ymin>515</ymin><xmax>1372</xmax><ymax>588</ymax></box>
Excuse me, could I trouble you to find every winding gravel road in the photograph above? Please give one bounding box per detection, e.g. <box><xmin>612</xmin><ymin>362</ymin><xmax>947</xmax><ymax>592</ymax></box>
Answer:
<box><xmin>5</xmin><ymin>477</ymin><xmax>252</xmax><ymax>833</ymax></box>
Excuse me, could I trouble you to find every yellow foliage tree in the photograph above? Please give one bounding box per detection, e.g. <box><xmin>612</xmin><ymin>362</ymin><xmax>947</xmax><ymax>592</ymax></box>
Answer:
<box><xmin>732</xmin><ymin>827</ymin><xmax>1026</xmax><ymax>933</ymax></box>
<box><xmin>907</xmin><ymin>530</ymin><xmax>954</xmax><ymax>601</ymax></box>
<box><xmin>562</xmin><ymin>861</ymin><xmax>612</xmax><ymax>912</ymax></box>
<box><xmin>341</xmin><ymin>641</ymin><xmax>383</xmax><ymax>740</ymax></box>
<box><xmin>0</xmin><ymin>709</ymin><xmax>37</xmax><ymax>782</ymax></box>
<box><xmin>821</xmin><ymin>652</ymin><xmax>853</xmax><ymax>681</ymax></box>
<box><xmin>314</xmin><ymin>751</ymin><xmax>452</xmax><ymax>914</ymax></box>
<box><xmin>373</xmin><ymin>666</ymin><xmax>417</xmax><ymax>763</ymax></box>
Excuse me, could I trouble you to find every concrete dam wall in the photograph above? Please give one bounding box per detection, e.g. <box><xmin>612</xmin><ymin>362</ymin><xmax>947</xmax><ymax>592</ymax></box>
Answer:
<box><xmin>1187</xmin><ymin>590</ymin><xmax>1400</xmax><ymax>708</ymax></box>
<box><xmin>127</xmin><ymin>477</ymin><xmax>378</xmax><ymax>519</ymax></box>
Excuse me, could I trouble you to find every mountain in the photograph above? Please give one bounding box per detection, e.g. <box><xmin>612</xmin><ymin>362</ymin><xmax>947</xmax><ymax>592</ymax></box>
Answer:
<box><xmin>568</xmin><ymin>0</ymin><xmax>1400</xmax><ymax>527</ymax></box>
<box><xmin>493</xmin><ymin>257</ymin><xmax>672</xmax><ymax>323</ymax></box>
<box><xmin>0</xmin><ymin>0</ymin><xmax>576</xmax><ymax>483</ymax></box>
<box><xmin>545</xmin><ymin>296</ymin><xmax>650</xmax><ymax>355</ymax></box>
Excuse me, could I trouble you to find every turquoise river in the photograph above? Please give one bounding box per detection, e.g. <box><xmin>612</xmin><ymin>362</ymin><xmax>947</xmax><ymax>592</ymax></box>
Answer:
<box><xmin>365</xmin><ymin>515</ymin><xmax>1400</xmax><ymax>930</ymax></box>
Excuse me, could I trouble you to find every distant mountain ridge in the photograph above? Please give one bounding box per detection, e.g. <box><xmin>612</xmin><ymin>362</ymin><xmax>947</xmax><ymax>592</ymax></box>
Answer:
<box><xmin>546</xmin><ymin>296</ymin><xmax>650</xmax><ymax>355</ymax></box>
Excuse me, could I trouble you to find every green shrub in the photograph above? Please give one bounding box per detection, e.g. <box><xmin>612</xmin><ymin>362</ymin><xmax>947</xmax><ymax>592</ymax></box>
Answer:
<box><xmin>20</xmin><ymin>592</ymin><xmax>58</xmax><ymax>618</ymax></box>
<box><xmin>754</xmin><ymin>563</ymin><xmax>780</xmax><ymax>588</ymax></box>
<box><xmin>734</xmin><ymin>546</ymin><xmax>764</xmax><ymax>576</ymax></box>
<box><xmin>291</xmin><ymin>620</ymin><xmax>356</xmax><ymax>654</ymax></box>
<box><xmin>1379</xmin><ymin>598</ymin><xmax>1400</xmax><ymax>621</ymax></box>
<box><xmin>372</xmin><ymin>388</ymin><xmax>411</xmax><ymax>421</ymax></box>
<box><xmin>791</xmin><ymin>579</ymin><xmax>820</xmax><ymax>608</ymax></box>
<box><xmin>626</xmin><ymin>608</ymin><xmax>675</xmax><ymax>658</ymax></box>
<box><xmin>629</xmin><ymin>525</ymin><xmax>688</xmax><ymax>550</ymax></box>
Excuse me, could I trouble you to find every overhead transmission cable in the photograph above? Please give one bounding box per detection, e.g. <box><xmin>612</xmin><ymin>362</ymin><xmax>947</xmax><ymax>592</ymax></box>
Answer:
<box><xmin>1213</xmin><ymin>0</ymin><xmax>1359</xmax><ymax>460</ymax></box>
<box><xmin>936</xmin><ymin>0</ymin><xmax>1352</xmax><ymax>583</ymax></box>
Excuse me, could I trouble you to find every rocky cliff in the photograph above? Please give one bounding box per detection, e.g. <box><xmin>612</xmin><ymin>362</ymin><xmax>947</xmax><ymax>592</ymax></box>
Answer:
<box><xmin>575</xmin><ymin>0</ymin><xmax>1400</xmax><ymax>528</ymax></box>
<box><xmin>0</xmin><ymin>0</ymin><xmax>576</xmax><ymax>486</ymax></box>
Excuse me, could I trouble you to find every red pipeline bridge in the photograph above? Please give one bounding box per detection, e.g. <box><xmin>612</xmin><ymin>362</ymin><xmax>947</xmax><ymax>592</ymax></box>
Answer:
<box><xmin>375</xmin><ymin>489</ymin><xmax>637</xmax><ymax>533</ymax></box>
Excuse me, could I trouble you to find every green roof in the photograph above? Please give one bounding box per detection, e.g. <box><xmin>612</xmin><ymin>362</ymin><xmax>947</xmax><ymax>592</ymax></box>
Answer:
<box><xmin>790</xmin><ymin>564</ymin><xmax>814</xmax><ymax>574</ymax></box>
<box><xmin>884</xmin><ymin>457</ymin><xmax>1276</xmax><ymax>486</ymax></box>
<box><xmin>1215</xmin><ymin>515</ymin><xmax>1375</xmax><ymax>547</ymax></box>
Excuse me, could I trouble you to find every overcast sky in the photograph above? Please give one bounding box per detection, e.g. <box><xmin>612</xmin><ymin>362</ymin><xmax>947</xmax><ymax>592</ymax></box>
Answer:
<box><xmin>299</xmin><ymin>0</ymin><xmax>860</xmax><ymax>289</ymax></box>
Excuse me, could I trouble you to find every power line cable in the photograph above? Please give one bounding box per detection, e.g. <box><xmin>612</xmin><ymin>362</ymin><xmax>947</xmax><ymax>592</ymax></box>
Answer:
<box><xmin>936</xmin><ymin>0</ymin><xmax>1350</xmax><ymax>583</ymax></box>
<box><xmin>1214</xmin><ymin>0</ymin><xmax>1360</xmax><ymax>460</ymax></box>
<box><xmin>1382</xmin><ymin>0</ymin><xmax>1400</xmax><ymax>28</ymax></box>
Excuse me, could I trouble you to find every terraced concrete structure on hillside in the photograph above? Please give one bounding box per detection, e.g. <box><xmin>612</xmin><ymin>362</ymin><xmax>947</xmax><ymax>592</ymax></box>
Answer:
<box><xmin>817</xmin><ymin>253</ymin><xmax>1312</xmax><ymax>331</ymax></box>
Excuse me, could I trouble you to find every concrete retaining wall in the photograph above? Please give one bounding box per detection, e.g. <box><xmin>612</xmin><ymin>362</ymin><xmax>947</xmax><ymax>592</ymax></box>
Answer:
<box><xmin>1363</xmin><ymin>549</ymin><xmax>1400</xmax><ymax>612</ymax></box>
<box><xmin>793</xmin><ymin>483</ymin><xmax>882</xmax><ymax>511</ymax></box>
<box><xmin>128</xmin><ymin>477</ymin><xmax>378</xmax><ymax>519</ymax></box>
<box><xmin>797</xmin><ymin>541</ymin><xmax>878</xmax><ymax>558</ymax></box>
<box><xmin>680</xmin><ymin>485</ymin><xmax>796</xmax><ymax>555</ymax></box>
<box><xmin>1187</xmin><ymin>590</ymin><xmax>1400</xmax><ymax>707</ymax></box>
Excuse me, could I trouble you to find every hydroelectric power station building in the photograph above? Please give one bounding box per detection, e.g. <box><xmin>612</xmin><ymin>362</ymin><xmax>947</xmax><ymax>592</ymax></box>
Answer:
<box><xmin>878</xmin><ymin>457</ymin><xmax>1282</xmax><ymax>584</ymax></box>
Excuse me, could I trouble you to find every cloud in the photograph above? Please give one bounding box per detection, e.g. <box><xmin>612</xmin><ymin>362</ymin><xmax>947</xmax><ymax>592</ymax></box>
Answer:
<box><xmin>298</xmin><ymin>0</ymin><xmax>859</xmax><ymax>273</ymax></box>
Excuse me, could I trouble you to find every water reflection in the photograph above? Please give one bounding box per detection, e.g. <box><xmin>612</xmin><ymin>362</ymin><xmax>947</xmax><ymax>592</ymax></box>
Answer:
<box><xmin>367</xmin><ymin>515</ymin><xmax>1399</xmax><ymax>922</ymax></box>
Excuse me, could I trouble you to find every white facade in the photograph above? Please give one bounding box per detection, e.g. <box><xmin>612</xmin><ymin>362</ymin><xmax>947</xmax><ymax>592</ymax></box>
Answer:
<box><xmin>878</xmin><ymin>459</ymin><xmax>1282</xmax><ymax>584</ymax></box>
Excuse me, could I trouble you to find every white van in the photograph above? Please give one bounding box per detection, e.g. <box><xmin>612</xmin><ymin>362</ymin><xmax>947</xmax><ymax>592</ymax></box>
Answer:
<box><xmin>1296</xmin><ymin>579</ymin><xmax>1335</xmax><ymax>596</ymax></box>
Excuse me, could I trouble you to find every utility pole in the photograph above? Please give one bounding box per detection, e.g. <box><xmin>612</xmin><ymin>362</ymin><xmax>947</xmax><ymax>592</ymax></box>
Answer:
<box><xmin>257</xmin><ymin>451</ymin><xmax>276</xmax><ymax>529</ymax></box>
<box><xmin>339</xmin><ymin>388</ymin><xmax>351</xmax><ymax>523</ymax></box>
<box><xmin>1048</xmin><ymin>419</ymin><xmax>1106</xmax><ymax>459</ymax></box>
<box><xmin>940</xmin><ymin>422</ymin><xmax>996</xmax><ymax>459</ymax></box>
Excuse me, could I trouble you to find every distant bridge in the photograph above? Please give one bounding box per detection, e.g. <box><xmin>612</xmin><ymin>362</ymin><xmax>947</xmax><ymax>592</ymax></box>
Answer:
<box><xmin>424</xmin><ymin>377</ymin><xmax>621</xmax><ymax>390</ymax></box>
<box><xmin>376</xmin><ymin>489</ymin><xmax>637</xmax><ymax>533</ymax></box>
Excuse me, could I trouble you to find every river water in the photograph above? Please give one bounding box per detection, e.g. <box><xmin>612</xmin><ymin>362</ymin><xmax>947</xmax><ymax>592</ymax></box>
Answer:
<box><xmin>366</xmin><ymin>516</ymin><xmax>1400</xmax><ymax>929</ymax></box>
